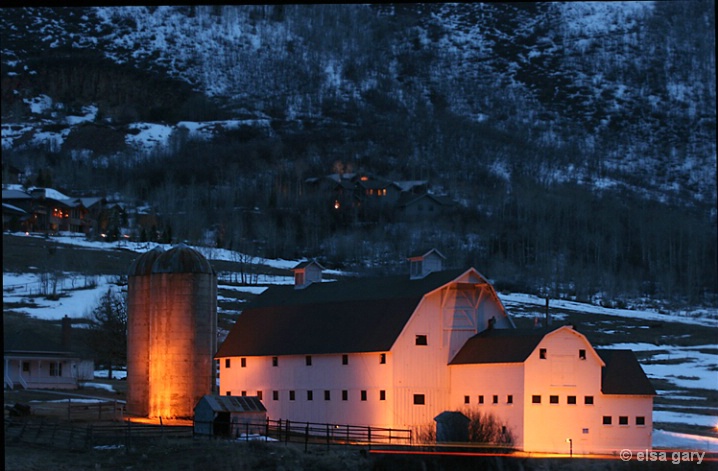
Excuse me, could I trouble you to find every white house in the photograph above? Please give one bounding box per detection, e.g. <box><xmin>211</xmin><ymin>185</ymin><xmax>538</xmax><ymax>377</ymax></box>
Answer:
<box><xmin>215</xmin><ymin>252</ymin><xmax>655</xmax><ymax>454</ymax></box>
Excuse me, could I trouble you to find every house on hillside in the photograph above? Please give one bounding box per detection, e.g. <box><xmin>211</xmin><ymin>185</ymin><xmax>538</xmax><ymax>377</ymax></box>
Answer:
<box><xmin>215</xmin><ymin>250</ymin><xmax>655</xmax><ymax>454</ymax></box>
<box><xmin>304</xmin><ymin>172</ymin><xmax>452</xmax><ymax>224</ymax></box>
<box><xmin>4</xmin><ymin>316</ymin><xmax>94</xmax><ymax>390</ymax></box>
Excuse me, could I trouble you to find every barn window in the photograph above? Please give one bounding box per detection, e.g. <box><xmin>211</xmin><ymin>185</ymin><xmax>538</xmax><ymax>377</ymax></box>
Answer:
<box><xmin>531</xmin><ymin>395</ymin><xmax>541</xmax><ymax>404</ymax></box>
<box><xmin>225</xmin><ymin>359</ymin><xmax>231</xmax><ymax>368</ymax></box>
<box><xmin>567</xmin><ymin>396</ymin><xmax>577</xmax><ymax>405</ymax></box>
<box><xmin>619</xmin><ymin>416</ymin><xmax>628</xmax><ymax>426</ymax></box>
<box><xmin>579</xmin><ymin>349</ymin><xmax>586</xmax><ymax>360</ymax></box>
<box><xmin>584</xmin><ymin>396</ymin><xmax>594</xmax><ymax>405</ymax></box>
<box><xmin>324</xmin><ymin>390</ymin><xmax>331</xmax><ymax>401</ymax></box>
<box><xmin>415</xmin><ymin>334</ymin><xmax>428</xmax><ymax>346</ymax></box>
<box><xmin>379</xmin><ymin>390</ymin><xmax>386</xmax><ymax>401</ymax></box>
<box><xmin>241</xmin><ymin>358</ymin><xmax>246</xmax><ymax>368</ymax></box>
<box><xmin>361</xmin><ymin>390</ymin><xmax>367</xmax><ymax>401</ymax></box>
<box><xmin>307</xmin><ymin>391</ymin><xmax>313</xmax><ymax>401</ymax></box>
<box><xmin>478</xmin><ymin>395</ymin><xmax>484</xmax><ymax>404</ymax></box>
<box><xmin>413</xmin><ymin>394</ymin><xmax>425</xmax><ymax>405</ymax></box>
<box><xmin>636</xmin><ymin>416</ymin><xmax>645</xmax><ymax>426</ymax></box>
<box><xmin>539</xmin><ymin>348</ymin><xmax>547</xmax><ymax>359</ymax></box>
<box><xmin>289</xmin><ymin>391</ymin><xmax>295</xmax><ymax>401</ymax></box>
<box><xmin>272</xmin><ymin>391</ymin><xmax>279</xmax><ymax>401</ymax></box>
<box><xmin>603</xmin><ymin>416</ymin><xmax>612</xmax><ymax>425</ymax></box>
<box><xmin>464</xmin><ymin>395</ymin><xmax>470</xmax><ymax>404</ymax></box>
<box><xmin>342</xmin><ymin>354</ymin><xmax>348</xmax><ymax>365</ymax></box>
<box><xmin>272</xmin><ymin>357</ymin><xmax>278</xmax><ymax>367</ymax></box>
<box><xmin>380</xmin><ymin>353</ymin><xmax>386</xmax><ymax>364</ymax></box>
<box><xmin>507</xmin><ymin>395</ymin><xmax>513</xmax><ymax>404</ymax></box>
<box><xmin>306</xmin><ymin>355</ymin><xmax>312</xmax><ymax>366</ymax></box>
<box><xmin>342</xmin><ymin>390</ymin><xmax>348</xmax><ymax>401</ymax></box>
<box><xmin>550</xmin><ymin>395</ymin><xmax>559</xmax><ymax>404</ymax></box>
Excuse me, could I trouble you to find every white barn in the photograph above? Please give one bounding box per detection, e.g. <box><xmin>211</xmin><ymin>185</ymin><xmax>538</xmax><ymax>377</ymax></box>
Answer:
<box><xmin>215</xmin><ymin>252</ymin><xmax>654</xmax><ymax>454</ymax></box>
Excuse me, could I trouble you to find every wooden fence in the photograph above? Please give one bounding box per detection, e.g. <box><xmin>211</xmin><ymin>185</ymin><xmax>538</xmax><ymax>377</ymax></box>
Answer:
<box><xmin>4</xmin><ymin>417</ymin><xmax>192</xmax><ymax>452</ymax></box>
<box><xmin>194</xmin><ymin>417</ymin><xmax>412</xmax><ymax>450</ymax></box>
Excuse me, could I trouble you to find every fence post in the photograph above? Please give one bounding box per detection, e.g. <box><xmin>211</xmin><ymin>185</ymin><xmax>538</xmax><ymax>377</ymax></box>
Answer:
<box><xmin>67</xmin><ymin>398</ymin><xmax>71</xmax><ymax>421</ymax></box>
<box><xmin>285</xmin><ymin>419</ymin><xmax>290</xmax><ymax>445</ymax></box>
<box><xmin>304</xmin><ymin>424</ymin><xmax>309</xmax><ymax>453</ymax></box>
<box><xmin>367</xmin><ymin>427</ymin><xmax>371</xmax><ymax>450</ymax></box>
<box><xmin>125</xmin><ymin>419</ymin><xmax>130</xmax><ymax>454</ymax></box>
<box><xmin>160</xmin><ymin>416</ymin><xmax>164</xmax><ymax>438</ymax></box>
<box><xmin>326</xmin><ymin>424</ymin><xmax>330</xmax><ymax>451</ymax></box>
<box><xmin>265</xmin><ymin>417</ymin><xmax>269</xmax><ymax>441</ymax></box>
<box><xmin>85</xmin><ymin>425</ymin><xmax>93</xmax><ymax>450</ymax></box>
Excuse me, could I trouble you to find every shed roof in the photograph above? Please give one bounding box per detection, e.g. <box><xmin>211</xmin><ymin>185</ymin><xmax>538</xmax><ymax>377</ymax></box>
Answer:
<box><xmin>195</xmin><ymin>395</ymin><xmax>266</xmax><ymax>413</ymax></box>
<box><xmin>597</xmin><ymin>349</ymin><xmax>657</xmax><ymax>396</ymax></box>
<box><xmin>215</xmin><ymin>269</ymin><xmax>467</xmax><ymax>357</ymax></box>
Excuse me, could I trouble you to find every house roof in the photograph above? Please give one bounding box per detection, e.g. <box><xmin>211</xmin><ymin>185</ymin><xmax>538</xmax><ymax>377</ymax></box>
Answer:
<box><xmin>449</xmin><ymin>327</ymin><xmax>556</xmax><ymax>364</ymax></box>
<box><xmin>4</xmin><ymin>326</ymin><xmax>78</xmax><ymax>358</ymax></box>
<box><xmin>2</xmin><ymin>189</ymin><xmax>32</xmax><ymax>200</ymax></box>
<box><xmin>597</xmin><ymin>349</ymin><xmax>657</xmax><ymax>396</ymax></box>
<box><xmin>195</xmin><ymin>395</ymin><xmax>266</xmax><ymax>413</ymax></box>
<box><xmin>215</xmin><ymin>269</ymin><xmax>467</xmax><ymax>358</ymax></box>
<box><xmin>398</xmin><ymin>192</ymin><xmax>454</xmax><ymax>207</ymax></box>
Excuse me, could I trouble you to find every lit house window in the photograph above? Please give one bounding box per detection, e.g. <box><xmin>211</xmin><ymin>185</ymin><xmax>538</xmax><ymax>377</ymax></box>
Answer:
<box><xmin>413</xmin><ymin>394</ymin><xmax>425</xmax><ymax>405</ymax></box>
<box><xmin>415</xmin><ymin>334</ymin><xmax>428</xmax><ymax>346</ymax></box>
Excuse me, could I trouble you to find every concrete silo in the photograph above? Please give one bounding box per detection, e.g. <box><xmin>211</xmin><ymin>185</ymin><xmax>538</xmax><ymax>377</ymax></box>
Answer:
<box><xmin>126</xmin><ymin>244</ymin><xmax>217</xmax><ymax>419</ymax></box>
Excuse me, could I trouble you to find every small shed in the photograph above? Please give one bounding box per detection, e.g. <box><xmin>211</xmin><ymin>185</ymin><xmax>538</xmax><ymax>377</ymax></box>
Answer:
<box><xmin>434</xmin><ymin>411</ymin><xmax>470</xmax><ymax>443</ymax></box>
<box><xmin>193</xmin><ymin>395</ymin><xmax>266</xmax><ymax>438</ymax></box>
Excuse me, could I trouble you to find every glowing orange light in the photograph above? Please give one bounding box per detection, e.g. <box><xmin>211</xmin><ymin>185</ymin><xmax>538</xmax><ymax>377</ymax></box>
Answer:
<box><xmin>334</xmin><ymin>200</ymin><xmax>341</xmax><ymax>210</ymax></box>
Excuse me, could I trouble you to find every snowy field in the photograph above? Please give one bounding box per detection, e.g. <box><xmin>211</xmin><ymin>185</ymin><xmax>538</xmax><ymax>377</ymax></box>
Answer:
<box><xmin>3</xmin><ymin>233</ymin><xmax>716</xmax><ymax>450</ymax></box>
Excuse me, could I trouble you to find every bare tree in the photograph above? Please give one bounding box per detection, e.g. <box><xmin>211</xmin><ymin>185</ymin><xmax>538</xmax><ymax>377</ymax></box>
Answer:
<box><xmin>86</xmin><ymin>288</ymin><xmax>127</xmax><ymax>380</ymax></box>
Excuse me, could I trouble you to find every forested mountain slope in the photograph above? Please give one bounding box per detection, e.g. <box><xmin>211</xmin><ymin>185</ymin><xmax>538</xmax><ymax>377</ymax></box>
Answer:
<box><xmin>1</xmin><ymin>3</ymin><xmax>715</xmax><ymax>303</ymax></box>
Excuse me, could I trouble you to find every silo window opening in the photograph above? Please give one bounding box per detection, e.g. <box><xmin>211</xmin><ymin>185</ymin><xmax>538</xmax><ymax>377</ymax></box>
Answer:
<box><xmin>240</xmin><ymin>358</ymin><xmax>246</xmax><ymax>368</ymax></box>
<box><xmin>272</xmin><ymin>357</ymin><xmax>278</xmax><ymax>367</ymax></box>
<box><xmin>579</xmin><ymin>349</ymin><xmax>586</xmax><ymax>360</ymax></box>
<box><xmin>415</xmin><ymin>334</ymin><xmax>428</xmax><ymax>346</ymax></box>
<box><xmin>225</xmin><ymin>359</ymin><xmax>231</xmax><ymax>368</ymax></box>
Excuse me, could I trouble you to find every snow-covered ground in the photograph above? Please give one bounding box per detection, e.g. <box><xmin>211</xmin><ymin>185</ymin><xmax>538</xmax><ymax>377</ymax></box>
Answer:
<box><xmin>3</xmin><ymin>232</ymin><xmax>716</xmax><ymax>449</ymax></box>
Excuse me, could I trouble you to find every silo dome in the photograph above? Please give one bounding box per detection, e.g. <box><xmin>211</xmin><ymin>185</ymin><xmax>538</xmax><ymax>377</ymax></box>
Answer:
<box><xmin>126</xmin><ymin>244</ymin><xmax>217</xmax><ymax>419</ymax></box>
<box><xmin>128</xmin><ymin>246</ymin><xmax>165</xmax><ymax>277</ymax></box>
<box><xmin>151</xmin><ymin>243</ymin><xmax>214</xmax><ymax>274</ymax></box>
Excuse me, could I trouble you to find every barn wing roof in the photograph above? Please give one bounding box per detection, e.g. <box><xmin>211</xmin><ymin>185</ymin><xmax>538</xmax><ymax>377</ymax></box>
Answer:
<box><xmin>596</xmin><ymin>349</ymin><xmax>657</xmax><ymax>396</ymax></box>
<box><xmin>215</xmin><ymin>269</ymin><xmax>466</xmax><ymax>357</ymax></box>
<box><xmin>449</xmin><ymin>328</ymin><xmax>554</xmax><ymax>364</ymax></box>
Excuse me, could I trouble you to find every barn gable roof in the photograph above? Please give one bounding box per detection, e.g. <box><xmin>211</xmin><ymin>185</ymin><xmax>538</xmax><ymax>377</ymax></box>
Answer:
<box><xmin>215</xmin><ymin>269</ymin><xmax>467</xmax><ymax>358</ymax></box>
<box><xmin>449</xmin><ymin>327</ymin><xmax>559</xmax><ymax>365</ymax></box>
